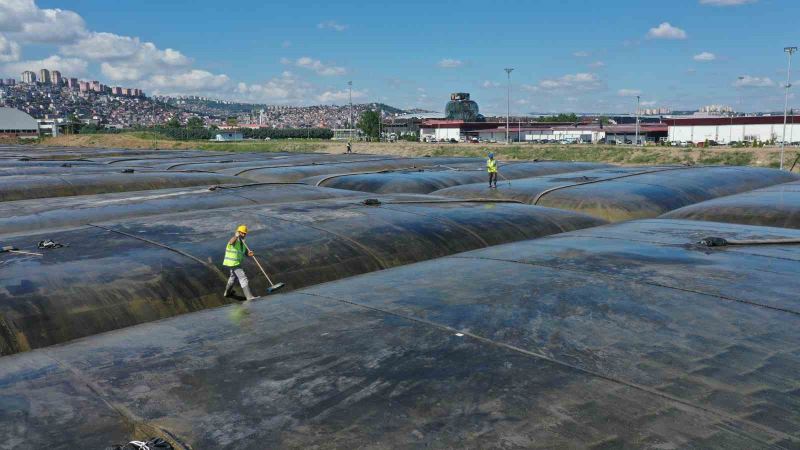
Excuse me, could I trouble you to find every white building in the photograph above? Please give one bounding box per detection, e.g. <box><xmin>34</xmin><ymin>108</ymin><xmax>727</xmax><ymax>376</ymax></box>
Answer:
<box><xmin>215</xmin><ymin>132</ymin><xmax>243</xmax><ymax>141</ymax></box>
<box><xmin>665</xmin><ymin>116</ymin><xmax>800</xmax><ymax>144</ymax></box>
<box><xmin>0</xmin><ymin>107</ymin><xmax>39</xmax><ymax>138</ymax></box>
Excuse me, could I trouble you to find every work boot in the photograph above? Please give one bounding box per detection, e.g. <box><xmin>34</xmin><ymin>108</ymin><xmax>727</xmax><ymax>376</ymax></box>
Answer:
<box><xmin>223</xmin><ymin>279</ymin><xmax>235</xmax><ymax>297</ymax></box>
<box><xmin>242</xmin><ymin>285</ymin><xmax>256</xmax><ymax>301</ymax></box>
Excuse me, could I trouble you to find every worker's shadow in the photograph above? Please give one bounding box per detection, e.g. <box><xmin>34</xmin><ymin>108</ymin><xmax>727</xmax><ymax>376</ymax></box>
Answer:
<box><xmin>226</xmin><ymin>293</ymin><xmax>250</xmax><ymax>302</ymax></box>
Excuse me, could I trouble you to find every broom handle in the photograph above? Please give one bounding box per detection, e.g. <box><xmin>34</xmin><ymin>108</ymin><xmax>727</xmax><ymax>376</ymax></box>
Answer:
<box><xmin>241</xmin><ymin>240</ymin><xmax>275</xmax><ymax>286</ymax></box>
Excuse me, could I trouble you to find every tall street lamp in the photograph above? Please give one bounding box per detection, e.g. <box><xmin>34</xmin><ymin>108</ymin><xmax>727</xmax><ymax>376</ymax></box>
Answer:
<box><xmin>781</xmin><ymin>47</ymin><xmax>797</xmax><ymax>170</ymax></box>
<box><xmin>735</xmin><ymin>76</ymin><xmax>745</xmax><ymax>145</ymax></box>
<box><xmin>635</xmin><ymin>95</ymin><xmax>640</xmax><ymax>146</ymax></box>
<box><xmin>505</xmin><ymin>68</ymin><xmax>514</xmax><ymax>144</ymax></box>
<box><xmin>348</xmin><ymin>81</ymin><xmax>353</xmax><ymax>142</ymax></box>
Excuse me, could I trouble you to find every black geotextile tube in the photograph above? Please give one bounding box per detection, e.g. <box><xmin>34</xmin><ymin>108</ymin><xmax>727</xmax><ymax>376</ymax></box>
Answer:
<box><xmin>0</xmin><ymin>171</ymin><xmax>249</xmax><ymax>202</ymax></box>
<box><xmin>661</xmin><ymin>180</ymin><xmax>800</xmax><ymax>229</ymax></box>
<box><xmin>0</xmin><ymin>197</ymin><xmax>606</xmax><ymax>355</ymax></box>
<box><xmin>0</xmin><ymin>184</ymin><xmax>365</xmax><ymax>237</ymax></box>
<box><xmin>305</xmin><ymin>161</ymin><xmax>613</xmax><ymax>194</ymax></box>
<box><xmin>2</xmin><ymin>219</ymin><xmax>800</xmax><ymax>449</ymax></box>
<box><xmin>432</xmin><ymin>165</ymin><xmax>800</xmax><ymax>222</ymax></box>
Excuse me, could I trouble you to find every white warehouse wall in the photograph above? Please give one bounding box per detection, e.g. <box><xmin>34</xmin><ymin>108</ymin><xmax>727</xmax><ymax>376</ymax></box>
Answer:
<box><xmin>669</xmin><ymin>123</ymin><xmax>800</xmax><ymax>144</ymax></box>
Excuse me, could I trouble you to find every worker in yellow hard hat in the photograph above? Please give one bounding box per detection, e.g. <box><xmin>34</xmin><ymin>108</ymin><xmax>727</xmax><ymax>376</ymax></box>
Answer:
<box><xmin>487</xmin><ymin>152</ymin><xmax>498</xmax><ymax>188</ymax></box>
<box><xmin>223</xmin><ymin>224</ymin><xmax>256</xmax><ymax>300</ymax></box>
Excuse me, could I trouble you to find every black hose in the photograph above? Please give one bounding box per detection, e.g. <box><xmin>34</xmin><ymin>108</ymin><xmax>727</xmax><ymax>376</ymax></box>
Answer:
<box><xmin>698</xmin><ymin>236</ymin><xmax>800</xmax><ymax>247</ymax></box>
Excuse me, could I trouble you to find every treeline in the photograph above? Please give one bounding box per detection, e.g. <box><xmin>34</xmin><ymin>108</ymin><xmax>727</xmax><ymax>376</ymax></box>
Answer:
<box><xmin>536</xmin><ymin>113</ymin><xmax>580</xmax><ymax>123</ymax></box>
<box><xmin>241</xmin><ymin>128</ymin><xmax>333</xmax><ymax>140</ymax></box>
<box><xmin>153</xmin><ymin>127</ymin><xmax>333</xmax><ymax>140</ymax></box>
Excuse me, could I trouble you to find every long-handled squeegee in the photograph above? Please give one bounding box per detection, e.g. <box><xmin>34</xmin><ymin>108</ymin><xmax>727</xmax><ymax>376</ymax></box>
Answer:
<box><xmin>1</xmin><ymin>245</ymin><xmax>43</xmax><ymax>257</ymax></box>
<box><xmin>241</xmin><ymin>241</ymin><xmax>285</xmax><ymax>294</ymax></box>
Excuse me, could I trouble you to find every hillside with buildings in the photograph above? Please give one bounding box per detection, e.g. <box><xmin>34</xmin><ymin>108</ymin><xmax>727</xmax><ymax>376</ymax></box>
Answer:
<box><xmin>0</xmin><ymin>68</ymin><xmax>424</xmax><ymax>130</ymax></box>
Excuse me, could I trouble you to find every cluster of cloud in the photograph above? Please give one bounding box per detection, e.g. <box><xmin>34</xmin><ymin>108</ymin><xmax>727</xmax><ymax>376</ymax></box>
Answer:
<box><xmin>438</xmin><ymin>58</ymin><xmax>463</xmax><ymax>68</ymax></box>
<box><xmin>317</xmin><ymin>20</ymin><xmax>347</xmax><ymax>32</ymax></box>
<box><xmin>0</xmin><ymin>1</ymin><xmax>357</xmax><ymax>103</ymax></box>
<box><xmin>282</xmin><ymin>56</ymin><xmax>346</xmax><ymax>76</ymax></box>
<box><xmin>647</xmin><ymin>22</ymin><xmax>687</xmax><ymax>40</ymax></box>
<box><xmin>693</xmin><ymin>51</ymin><xmax>716</xmax><ymax>62</ymax></box>
<box><xmin>0</xmin><ymin>0</ymin><xmax>205</xmax><ymax>94</ymax></box>
<box><xmin>617</xmin><ymin>89</ymin><xmax>642</xmax><ymax>97</ymax></box>
<box><xmin>734</xmin><ymin>75</ymin><xmax>776</xmax><ymax>88</ymax></box>
<box><xmin>524</xmin><ymin>72</ymin><xmax>603</xmax><ymax>92</ymax></box>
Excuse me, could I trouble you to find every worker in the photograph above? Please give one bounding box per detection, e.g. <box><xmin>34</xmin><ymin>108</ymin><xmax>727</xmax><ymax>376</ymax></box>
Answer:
<box><xmin>487</xmin><ymin>152</ymin><xmax>498</xmax><ymax>188</ymax></box>
<box><xmin>346</xmin><ymin>141</ymin><xmax>352</xmax><ymax>153</ymax></box>
<box><xmin>223</xmin><ymin>224</ymin><xmax>256</xmax><ymax>301</ymax></box>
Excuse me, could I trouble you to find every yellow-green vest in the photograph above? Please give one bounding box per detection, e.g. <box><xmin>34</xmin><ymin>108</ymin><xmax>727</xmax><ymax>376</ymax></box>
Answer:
<box><xmin>223</xmin><ymin>240</ymin><xmax>245</xmax><ymax>267</ymax></box>
<box><xmin>487</xmin><ymin>159</ymin><xmax>497</xmax><ymax>173</ymax></box>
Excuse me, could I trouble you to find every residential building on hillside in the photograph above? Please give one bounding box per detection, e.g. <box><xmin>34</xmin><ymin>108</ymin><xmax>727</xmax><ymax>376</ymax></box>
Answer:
<box><xmin>21</xmin><ymin>71</ymin><xmax>36</xmax><ymax>84</ymax></box>
<box><xmin>39</xmin><ymin>69</ymin><xmax>50</xmax><ymax>84</ymax></box>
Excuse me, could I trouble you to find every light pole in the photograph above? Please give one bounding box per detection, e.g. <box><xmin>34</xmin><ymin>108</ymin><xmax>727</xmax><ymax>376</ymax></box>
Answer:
<box><xmin>152</xmin><ymin>97</ymin><xmax>157</xmax><ymax>149</ymax></box>
<box><xmin>736</xmin><ymin>76</ymin><xmax>745</xmax><ymax>145</ymax></box>
<box><xmin>781</xmin><ymin>47</ymin><xmax>797</xmax><ymax>170</ymax></box>
<box><xmin>505</xmin><ymin>68</ymin><xmax>514</xmax><ymax>144</ymax></box>
<box><xmin>635</xmin><ymin>95</ymin><xmax>640</xmax><ymax>145</ymax></box>
<box><xmin>348</xmin><ymin>81</ymin><xmax>353</xmax><ymax>142</ymax></box>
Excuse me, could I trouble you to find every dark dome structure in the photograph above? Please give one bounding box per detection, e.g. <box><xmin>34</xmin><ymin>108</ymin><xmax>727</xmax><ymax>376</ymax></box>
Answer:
<box><xmin>445</xmin><ymin>92</ymin><xmax>484</xmax><ymax>121</ymax></box>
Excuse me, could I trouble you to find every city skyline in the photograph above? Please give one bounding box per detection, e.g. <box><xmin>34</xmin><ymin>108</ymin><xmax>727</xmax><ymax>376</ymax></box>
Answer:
<box><xmin>0</xmin><ymin>0</ymin><xmax>798</xmax><ymax>114</ymax></box>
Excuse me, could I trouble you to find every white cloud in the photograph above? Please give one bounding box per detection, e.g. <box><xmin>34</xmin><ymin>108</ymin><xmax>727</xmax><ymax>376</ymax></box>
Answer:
<box><xmin>734</xmin><ymin>75</ymin><xmax>776</xmax><ymax>88</ymax></box>
<box><xmin>0</xmin><ymin>35</ymin><xmax>20</xmax><ymax>62</ymax></box>
<box><xmin>438</xmin><ymin>58</ymin><xmax>463</xmax><ymax>68</ymax></box>
<box><xmin>317</xmin><ymin>20</ymin><xmax>347</xmax><ymax>32</ymax></box>
<box><xmin>482</xmin><ymin>80</ymin><xmax>500</xmax><ymax>88</ymax></box>
<box><xmin>647</xmin><ymin>22</ymin><xmax>687</xmax><ymax>40</ymax></box>
<box><xmin>525</xmin><ymin>72</ymin><xmax>603</xmax><ymax>91</ymax></box>
<box><xmin>61</xmin><ymin>32</ymin><xmax>142</xmax><ymax>60</ymax></box>
<box><xmin>573</xmin><ymin>51</ymin><xmax>589</xmax><ymax>57</ymax></box>
<box><xmin>700</xmin><ymin>0</ymin><xmax>756</xmax><ymax>5</ymax></box>
<box><xmin>0</xmin><ymin>0</ymin><xmax>87</xmax><ymax>43</ymax></box>
<box><xmin>146</xmin><ymin>70</ymin><xmax>230</xmax><ymax>94</ymax></box>
<box><xmin>99</xmin><ymin>42</ymin><xmax>191</xmax><ymax>82</ymax></box>
<box><xmin>588</xmin><ymin>61</ymin><xmax>605</xmax><ymax>68</ymax></box>
<box><xmin>640</xmin><ymin>100</ymin><xmax>657</xmax><ymax>107</ymax></box>
<box><xmin>4</xmin><ymin>54</ymin><xmax>88</xmax><ymax>77</ymax></box>
<box><xmin>294</xmin><ymin>56</ymin><xmax>346</xmax><ymax>76</ymax></box>
<box><xmin>618</xmin><ymin>89</ymin><xmax>642</xmax><ymax>97</ymax></box>
<box><xmin>237</xmin><ymin>71</ymin><xmax>314</xmax><ymax>103</ymax></box>
<box><xmin>693</xmin><ymin>51</ymin><xmax>716</xmax><ymax>61</ymax></box>
<box><xmin>317</xmin><ymin>89</ymin><xmax>365</xmax><ymax>103</ymax></box>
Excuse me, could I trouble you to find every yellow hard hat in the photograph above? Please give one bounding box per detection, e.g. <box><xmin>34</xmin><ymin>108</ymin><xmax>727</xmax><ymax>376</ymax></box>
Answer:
<box><xmin>236</xmin><ymin>225</ymin><xmax>248</xmax><ymax>234</ymax></box>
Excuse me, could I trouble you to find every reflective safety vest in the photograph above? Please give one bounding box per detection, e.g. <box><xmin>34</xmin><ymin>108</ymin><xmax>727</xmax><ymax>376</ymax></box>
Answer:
<box><xmin>487</xmin><ymin>158</ymin><xmax>497</xmax><ymax>173</ymax></box>
<box><xmin>223</xmin><ymin>240</ymin><xmax>246</xmax><ymax>267</ymax></box>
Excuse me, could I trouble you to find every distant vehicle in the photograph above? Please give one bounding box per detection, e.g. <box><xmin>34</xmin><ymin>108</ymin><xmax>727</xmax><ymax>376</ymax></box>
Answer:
<box><xmin>624</xmin><ymin>139</ymin><xmax>633</xmax><ymax>145</ymax></box>
<box><xmin>449</xmin><ymin>138</ymin><xmax>458</xmax><ymax>143</ymax></box>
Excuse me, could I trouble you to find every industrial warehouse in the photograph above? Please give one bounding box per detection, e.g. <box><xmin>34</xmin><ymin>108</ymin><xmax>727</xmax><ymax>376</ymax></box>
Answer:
<box><xmin>1</xmin><ymin>143</ymin><xmax>800</xmax><ymax>449</ymax></box>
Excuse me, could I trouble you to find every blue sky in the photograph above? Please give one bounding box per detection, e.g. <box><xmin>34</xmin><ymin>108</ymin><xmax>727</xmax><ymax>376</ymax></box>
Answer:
<box><xmin>1</xmin><ymin>0</ymin><xmax>798</xmax><ymax>114</ymax></box>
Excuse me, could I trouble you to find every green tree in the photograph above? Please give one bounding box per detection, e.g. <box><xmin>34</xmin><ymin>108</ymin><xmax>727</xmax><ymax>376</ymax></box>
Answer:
<box><xmin>166</xmin><ymin>117</ymin><xmax>181</xmax><ymax>128</ymax></box>
<box><xmin>186</xmin><ymin>116</ymin><xmax>204</xmax><ymax>129</ymax></box>
<box><xmin>538</xmin><ymin>113</ymin><xmax>579</xmax><ymax>123</ymax></box>
<box><xmin>357</xmin><ymin>110</ymin><xmax>380</xmax><ymax>139</ymax></box>
<box><xmin>225</xmin><ymin>117</ymin><xmax>238</xmax><ymax>127</ymax></box>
